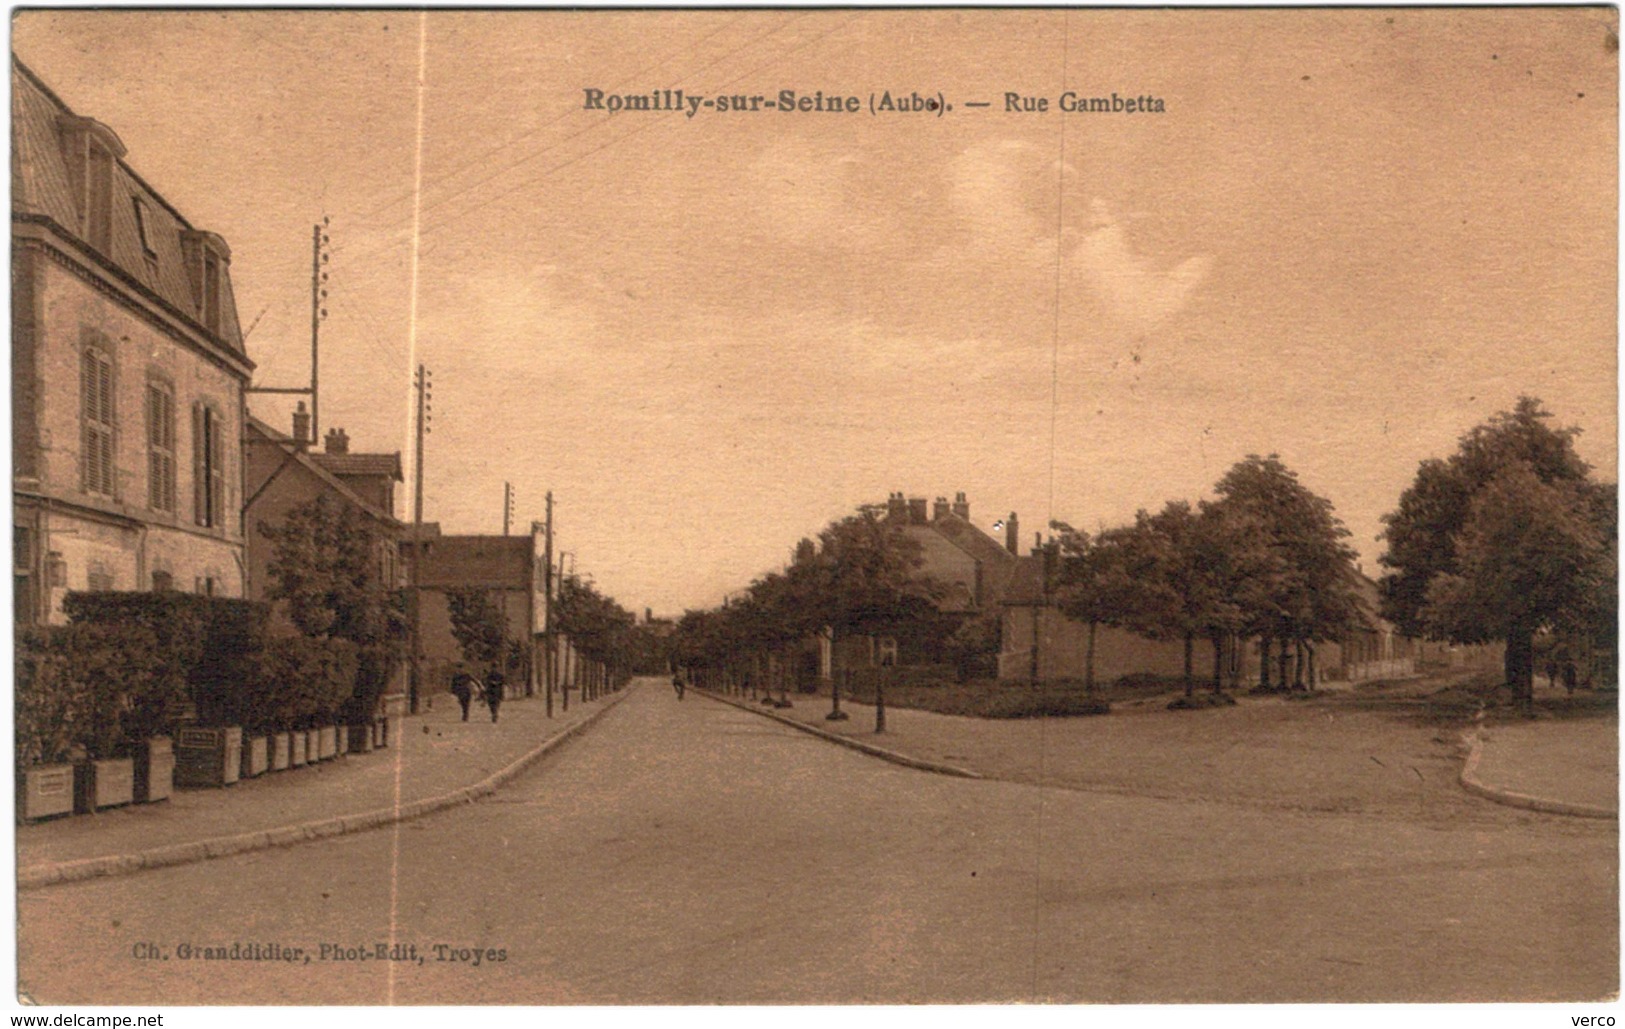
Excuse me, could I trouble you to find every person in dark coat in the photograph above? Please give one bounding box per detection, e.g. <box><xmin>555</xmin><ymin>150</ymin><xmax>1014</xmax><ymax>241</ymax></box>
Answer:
<box><xmin>672</xmin><ymin>673</ymin><xmax>685</xmax><ymax>700</ymax></box>
<box><xmin>484</xmin><ymin>668</ymin><xmax>506</xmax><ymax>722</ymax></box>
<box><xmin>449</xmin><ymin>669</ymin><xmax>476</xmax><ymax>722</ymax></box>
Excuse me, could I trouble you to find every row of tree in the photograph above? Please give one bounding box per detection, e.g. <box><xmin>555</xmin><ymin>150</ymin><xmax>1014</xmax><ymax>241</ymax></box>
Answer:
<box><xmin>673</xmin><ymin>511</ymin><xmax>951</xmax><ymax>689</ymax></box>
<box><xmin>675</xmin><ymin>398</ymin><xmax>1615</xmax><ymax>707</ymax></box>
<box><xmin>1053</xmin><ymin>454</ymin><xmax>1362</xmax><ymax>696</ymax></box>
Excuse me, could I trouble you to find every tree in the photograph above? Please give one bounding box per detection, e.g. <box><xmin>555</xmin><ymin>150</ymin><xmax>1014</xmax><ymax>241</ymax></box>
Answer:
<box><xmin>447</xmin><ymin>588</ymin><xmax>508</xmax><ymax>671</ymax></box>
<box><xmin>1379</xmin><ymin>398</ymin><xmax>1613</xmax><ymax>706</ymax></box>
<box><xmin>1418</xmin><ymin>464</ymin><xmax>1612</xmax><ymax>705</ymax></box>
<box><xmin>1212</xmin><ymin>455</ymin><xmax>1361</xmax><ymax>690</ymax></box>
<box><xmin>260</xmin><ymin>494</ymin><xmax>407</xmax><ymax>725</ymax></box>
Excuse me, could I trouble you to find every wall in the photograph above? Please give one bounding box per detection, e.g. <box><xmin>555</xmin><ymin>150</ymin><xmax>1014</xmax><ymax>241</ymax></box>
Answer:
<box><xmin>999</xmin><ymin>607</ymin><xmax>1191</xmax><ymax>683</ymax></box>
<box><xmin>18</xmin><ymin>255</ymin><xmax>247</xmax><ymax>619</ymax></box>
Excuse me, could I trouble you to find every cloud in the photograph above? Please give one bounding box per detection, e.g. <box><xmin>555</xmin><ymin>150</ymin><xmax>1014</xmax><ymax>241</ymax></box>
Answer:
<box><xmin>1069</xmin><ymin>198</ymin><xmax>1213</xmax><ymax>334</ymax></box>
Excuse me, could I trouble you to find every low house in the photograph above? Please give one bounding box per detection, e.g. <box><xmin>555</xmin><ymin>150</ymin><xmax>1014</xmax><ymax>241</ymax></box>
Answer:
<box><xmin>244</xmin><ymin>413</ymin><xmax>406</xmax><ymax>613</ymax></box>
<box><xmin>820</xmin><ymin>491</ymin><xmax>1022</xmax><ymax>681</ymax></box>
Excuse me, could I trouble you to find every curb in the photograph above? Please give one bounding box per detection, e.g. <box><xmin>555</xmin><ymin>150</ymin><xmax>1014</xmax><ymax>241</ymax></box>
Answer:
<box><xmin>18</xmin><ymin>688</ymin><xmax>633</xmax><ymax>891</ymax></box>
<box><xmin>1457</xmin><ymin>720</ymin><xmax>1617</xmax><ymax>820</ymax></box>
<box><xmin>695</xmin><ymin>688</ymin><xmax>983</xmax><ymax>780</ymax></box>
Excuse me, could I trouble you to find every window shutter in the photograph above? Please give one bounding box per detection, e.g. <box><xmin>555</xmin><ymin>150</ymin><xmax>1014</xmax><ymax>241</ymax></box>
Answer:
<box><xmin>81</xmin><ymin>351</ymin><xmax>98</xmax><ymax>492</ymax></box>
<box><xmin>146</xmin><ymin>386</ymin><xmax>159</xmax><ymax>508</ymax></box>
<box><xmin>192</xmin><ymin>402</ymin><xmax>205</xmax><ymax>525</ymax></box>
<box><xmin>208</xmin><ymin>407</ymin><xmax>225</xmax><ymax>528</ymax></box>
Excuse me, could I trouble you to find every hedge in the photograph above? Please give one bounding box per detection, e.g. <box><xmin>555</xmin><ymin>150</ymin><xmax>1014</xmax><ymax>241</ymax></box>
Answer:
<box><xmin>254</xmin><ymin>635</ymin><xmax>359</xmax><ymax>731</ymax></box>
<box><xmin>15</xmin><ymin>622</ymin><xmax>171</xmax><ymax>765</ymax></box>
<box><xmin>65</xmin><ymin>592</ymin><xmax>277</xmax><ymax>729</ymax></box>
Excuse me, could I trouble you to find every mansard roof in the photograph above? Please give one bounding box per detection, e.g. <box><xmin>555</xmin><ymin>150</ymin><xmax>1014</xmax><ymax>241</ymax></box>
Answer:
<box><xmin>12</xmin><ymin>58</ymin><xmax>249</xmax><ymax>363</ymax></box>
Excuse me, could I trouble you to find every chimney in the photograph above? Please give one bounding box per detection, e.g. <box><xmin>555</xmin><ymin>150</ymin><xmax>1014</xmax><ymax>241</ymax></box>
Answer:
<box><xmin>324</xmin><ymin>427</ymin><xmax>350</xmax><ymax>454</ymax></box>
<box><xmin>645</xmin><ymin>607</ymin><xmax>653</xmax><ymax>623</ymax></box>
<box><xmin>933</xmin><ymin>496</ymin><xmax>950</xmax><ymax>521</ymax></box>
<box><xmin>952</xmin><ymin>491</ymin><xmax>969</xmax><ymax>520</ymax></box>
<box><xmin>1006</xmin><ymin>512</ymin><xmax>1019</xmax><ymax>555</ymax></box>
<box><xmin>908</xmin><ymin>496</ymin><xmax>928</xmax><ymax>524</ymax></box>
<box><xmin>886</xmin><ymin>492</ymin><xmax>907</xmax><ymax>522</ymax></box>
<box><xmin>291</xmin><ymin>401</ymin><xmax>311</xmax><ymax>448</ymax></box>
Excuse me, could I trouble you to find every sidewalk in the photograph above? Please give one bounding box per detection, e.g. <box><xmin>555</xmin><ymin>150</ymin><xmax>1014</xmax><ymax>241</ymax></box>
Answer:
<box><xmin>1468</xmin><ymin>715</ymin><xmax>1618</xmax><ymax>817</ymax></box>
<box><xmin>18</xmin><ymin>686</ymin><xmax>630</xmax><ymax>887</ymax></box>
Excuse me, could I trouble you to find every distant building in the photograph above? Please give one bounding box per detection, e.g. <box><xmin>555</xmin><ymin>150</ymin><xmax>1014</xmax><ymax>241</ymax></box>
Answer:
<box><xmin>13</xmin><ymin>59</ymin><xmax>253</xmax><ymax>621</ymax></box>
<box><xmin>819</xmin><ymin>491</ymin><xmax>1021</xmax><ymax>679</ymax></box>
<box><xmin>243</xmin><ymin>412</ymin><xmax>405</xmax><ymax>614</ymax></box>
<box><xmin>412</xmin><ymin>528</ymin><xmax>548</xmax><ymax>697</ymax></box>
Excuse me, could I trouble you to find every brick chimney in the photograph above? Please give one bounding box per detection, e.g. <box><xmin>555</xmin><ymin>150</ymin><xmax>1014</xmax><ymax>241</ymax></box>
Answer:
<box><xmin>886</xmin><ymin>492</ymin><xmax>907</xmax><ymax>522</ymax></box>
<box><xmin>933</xmin><ymin>496</ymin><xmax>950</xmax><ymax>521</ymax></box>
<box><xmin>291</xmin><ymin>401</ymin><xmax>311</xmax><ymax>448</ymax></box>
<box><xmin>952</xmin><ymin>491</ymin><xmax>969</xmax><ymax>520</ymax></box>
<box><xmin>1006</xmin><ymin>512</ymin><xmax>1019</xmax><ymax>555</ymax></box>
<box><xmin>324</xmin><ymin>427</ymin><xmax>350</xmax><ymax>454</ymax></box>
<box><xmin>907</xmin><ymin>496</ymin><xmax>928</xmax><ymax>524</ymax></box>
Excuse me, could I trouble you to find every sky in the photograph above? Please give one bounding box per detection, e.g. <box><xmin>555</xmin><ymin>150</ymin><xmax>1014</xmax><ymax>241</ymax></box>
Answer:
<box><xmin>13</xmin><ymin>8</ymin><xmax>1618</xmax><ymax>618</ymax></box>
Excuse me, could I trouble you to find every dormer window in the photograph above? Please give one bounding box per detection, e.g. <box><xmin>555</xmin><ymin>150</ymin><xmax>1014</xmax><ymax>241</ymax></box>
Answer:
<box><xmin>180</xmin><ymin>230</ymin><xmax>231</xmax><ymax>338</ymax></box>
<box><xmin>56</xmin><ymin>114</ymin><xmax>126</xmax><ymax>254</ymax></box>
<box><xmin>132</xmin><ymin>197</ymin><xmax>156</xmax><ymax>258</ymax></box>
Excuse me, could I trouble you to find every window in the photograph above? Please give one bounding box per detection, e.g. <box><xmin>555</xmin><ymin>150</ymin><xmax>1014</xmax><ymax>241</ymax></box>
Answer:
<box><xmin>85</xmin><ymin>140</ymin><xmax>115</xmax><ymax>252</ymax></box>
<box><xmin>193</xmin><ymin>403</ymin><xmax>226</xmax><ymax>528</ymax></box>
<box><xmin>132</xmin><ymin>197</ymin><xmax>156</xmax><ymax>258</ymax></box>
<box><xmin>86</xmin><ymin>562</ymin><xmax>114</xmax><ymax>592</ymax></box>
<box><xmin>151</xmin><ymin>569</ymin><xmax>173</xmax><ymax>592</ymax></box>
<box><xmin>146</xmin><ymin>381</ymin><xmax>177</xmax><ymax>513</ymax></box>
<box><xmin>81</xmin><ymin>345</ymin><xmax>115</xmax><ymax>496</ymax></box>
<box><xmin>14</xmin><ymin>526</ymin><xmax>36</xmax><ymax>626</ymax></box>
<box><xmin>201</xmin><ymin>250</ymin><xmax>221</xmax><ymax>334</ymax></box>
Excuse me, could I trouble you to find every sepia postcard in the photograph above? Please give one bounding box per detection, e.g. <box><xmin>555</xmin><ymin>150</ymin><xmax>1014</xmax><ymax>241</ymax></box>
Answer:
<box><xmin>8</xmin><ymin>6</ymin><xmax>1619</xmax><ymax>1021</ymax></box>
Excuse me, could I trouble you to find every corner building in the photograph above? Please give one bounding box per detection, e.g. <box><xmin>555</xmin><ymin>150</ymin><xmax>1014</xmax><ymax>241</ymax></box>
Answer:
<box><xmin>12</xmin><ymin>59</ymin><xmax>253</xmax><ymax>622</ymax></box>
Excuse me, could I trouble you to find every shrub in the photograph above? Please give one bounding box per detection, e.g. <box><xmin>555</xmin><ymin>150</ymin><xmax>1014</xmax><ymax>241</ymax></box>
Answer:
<box><xmin>16</xmin><ymin>628</ymin><xmax>87</xmax><ymax>769</ymax></box>
<box><xmin>341</xmin><ymin>642</ymin><xmax>398</xmax><ymax>726</ymax></box>
<box><xmin>15</xmin><ymin>623</ymin><xmax>170</xmax><ymax>766</ymax></box>
<box><xmin>255</xmin><ymin>636</ymin><xmax>360</xmax><ymax>731</ymax></box>
<box><xmin>63</xmin><ymin>592</ymin><xmax>273</xmax><ymax>729</ymax></box>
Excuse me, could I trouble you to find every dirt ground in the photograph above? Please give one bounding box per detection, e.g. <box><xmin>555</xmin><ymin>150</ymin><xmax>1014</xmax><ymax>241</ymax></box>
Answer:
<box><xmin>744</xmin><ymin>671</ymin><xmax>1618</xmax><ymax>830</ymax></box>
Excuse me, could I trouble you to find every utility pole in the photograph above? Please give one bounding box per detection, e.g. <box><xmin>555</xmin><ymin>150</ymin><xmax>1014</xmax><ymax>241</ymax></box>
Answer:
<box><xmin>310</xmin><ymin>221</ymin><xmax>325</xmax><ymax>441</ymax></box>
<box><xmin>246</xmin><ymin>218</ymin><xmax>328</xmax><ymax>441</ymax></box>
<box><xmin>503</xmin><ymin>482</ymin><xmax>514</xmax><ymax>536</ymax></box>
<box><xmin>542</xmin><ymin>490</ymin><xmax>554</xmax><ymax>719</ymax></box>
<box><xmin>408</xmin><ymin>364</ymin><xmax>432</xmax><ymax>714</ymax></box>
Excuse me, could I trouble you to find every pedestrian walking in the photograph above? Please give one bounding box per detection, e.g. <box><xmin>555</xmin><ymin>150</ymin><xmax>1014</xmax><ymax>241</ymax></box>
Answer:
<box><xmin>484</xmin><ymin>667</ymin><xmax>506</xmax><ymax>722</ymax></box>
<box><xmin>672</xmin><ymin>673</ymin><xmax>685</xmax><ymax>700</ymax></box>
<box><xmin>450</xmin><ymin>668</ymin><xmax>476</xmax><ymax>722</ymax></box>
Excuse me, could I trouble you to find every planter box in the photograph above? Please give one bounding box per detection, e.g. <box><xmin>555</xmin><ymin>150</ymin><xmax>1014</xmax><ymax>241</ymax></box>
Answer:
<box><xmin>74</xmin><ymin>758</ymin><xmax>135</xmax><ymax>813</ymax></box>
<box><xmin>335</xmin><ymin>725</ymin><xmax>349</xmax><ymax>755</ymax></box>
<box><xmin>174</xmin><ymin>726</ymin><xmax>242</xmax><ymax>788</ymax></box>
<box><xmin>290</xmin><ymin>730</ymin><xmax>308</xmax><ymax>767</ymax></box>
<box><xmin>19</xmin><ymin>764</ymin><xmax>76</xmax><ymax>822</ymax></box>
<box><xmin>316</xmin><ymin>726</ymin><xmax>338</xmax><ymax>761</ymax></box>
<box><xmin>134</xmin><ymin>737</ymin><xmax>174</xmax><ymax>804</ymax></box>
<box><xmin>241</xmin><ymin>736</ymin><xmax>269</xmax><ymax>779</ymax></box>
<box><xmin>373</xmin><ymin>717</ymin><xmax>389</xmax><ymax>750</ymax></box>
<box><xmin>270</xmin><ymin>732</ymin><xmax>291</xmax><ymax>772</ymax></box>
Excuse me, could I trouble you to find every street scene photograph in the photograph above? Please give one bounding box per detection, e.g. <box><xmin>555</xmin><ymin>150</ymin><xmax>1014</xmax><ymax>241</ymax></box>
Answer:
<box><xmin>8</xmin><ymin>6</ymin><xmax>1619</xmax><ymax>1019</ymax></box>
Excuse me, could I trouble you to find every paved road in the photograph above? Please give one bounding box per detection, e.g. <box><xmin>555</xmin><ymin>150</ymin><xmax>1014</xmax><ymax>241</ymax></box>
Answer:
<box><xmin>18</xmin><ymin>678</ymin><xmax>1616</xmax><ymax>1004</ymax></box>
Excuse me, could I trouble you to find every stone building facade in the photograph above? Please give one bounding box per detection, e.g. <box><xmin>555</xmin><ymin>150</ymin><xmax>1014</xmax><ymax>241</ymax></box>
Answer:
<box><xmin>13</xmin><ymin>59</ymin><xmax>252</xmax><ymax>622</ymax></box>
